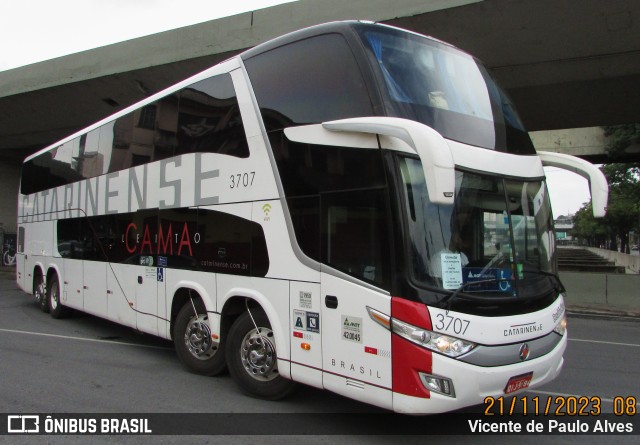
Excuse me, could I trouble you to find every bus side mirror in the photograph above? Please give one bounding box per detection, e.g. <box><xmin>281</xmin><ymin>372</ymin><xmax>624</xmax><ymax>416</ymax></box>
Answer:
<box><xmin>538</xmin><ymin>151</ymin><xmax>609</xmax><ymax>218</ymax></box>
<box><xmin>284</xmin><ymin>117</ymin><xmax>455</xmax><ymax>205</ymax></box>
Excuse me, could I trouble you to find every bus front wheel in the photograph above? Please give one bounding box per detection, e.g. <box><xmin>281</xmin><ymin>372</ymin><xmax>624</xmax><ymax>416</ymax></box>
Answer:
<box><xmin>173</xmin><ymin>299</ymin><xmax>226</xmax><ymax>376</ymax></box>
<box><xmin>226</xmin><ymin>310</ymin><xmax>296</xmax><ymax>400</ymax></box>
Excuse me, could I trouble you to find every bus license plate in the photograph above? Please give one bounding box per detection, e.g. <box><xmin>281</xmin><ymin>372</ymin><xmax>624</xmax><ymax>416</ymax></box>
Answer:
<box><xmin>504</xmin><ymin>372</ymin><xmax>533</xmax><ymax>394</ymax></box>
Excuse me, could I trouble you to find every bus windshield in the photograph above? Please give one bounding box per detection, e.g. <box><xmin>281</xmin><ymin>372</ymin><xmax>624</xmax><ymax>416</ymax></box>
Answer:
<box><xmin>356</xmin><ymin>24</ymin><xmax>535</xmax><ymax>154</ymax></box>
<box><xmin>398</xmin><ymin>157</ymin><xmax>559</xmax><ymax>301</ymax></box>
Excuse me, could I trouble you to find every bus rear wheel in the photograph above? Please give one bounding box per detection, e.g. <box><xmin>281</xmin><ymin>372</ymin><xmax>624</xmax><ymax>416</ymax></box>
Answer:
<box><xmin>173</xmin><ymin>299</ymin><xmax>226</xmax><ymax>376</ymax></box>
<box><xmin>34</xmin><ymin>272</ymin><xmax>48</xmax><ymax>313</ymax></box>
<box><xmin>48</xmin><ymin>275</ymin><xmax>70</xmax><ymax>319</ymax></box>
<box><xmin>226</xmin><ymin>310</ymin><xmax>296</xmax><ymax>400</ymax></box>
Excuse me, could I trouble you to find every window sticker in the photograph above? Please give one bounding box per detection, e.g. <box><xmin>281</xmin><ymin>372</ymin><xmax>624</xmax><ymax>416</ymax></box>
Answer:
<box><xmin>294</xmin><ymin>310</ymin><xmax>306</xmax><ymax>330</ymax></box>
<box><xmin>299</xmin><ymin>291</ymin><xmax>312</xmax><ymax>309</ymax></box>
<box><xmin>306</xmin><ymin>312</ymin><xmax>320</xmax><ymax>333</ymax></box>
<box><xmin>441</xmin><ymin>253</ymin><xmax>463</xmax><ymax>290</ymax></box>
<box><xmin>341</xmin><ymin>315</ymin><xmax>362</xmax><ymax>343</ymax></box>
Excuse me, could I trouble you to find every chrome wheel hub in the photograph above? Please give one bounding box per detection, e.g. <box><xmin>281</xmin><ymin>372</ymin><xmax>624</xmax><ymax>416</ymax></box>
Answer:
<box><xmin>184</xmin><ymin>315</ymin><xmax>216</xmax><ymax>360</ymax></box>
<box><xmin>240</xmin><ymin>328</ymin><xmax>277</xmax><ymax>381</ymax></box>
<box><xmin>50</xmin><ymin>283</ymin><xmax>59</xmax><ymax>310</ymax></box>
<box><xmin>35</xmin><ymin>280</ymin><xmax>45</xmax><ymax>304</ymax></box>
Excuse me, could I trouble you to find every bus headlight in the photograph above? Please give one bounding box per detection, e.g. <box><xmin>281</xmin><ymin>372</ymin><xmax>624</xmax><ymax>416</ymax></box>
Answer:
<box><xmin>553</xmin><ymin>315</ymin><xmax>567</xmax><ymax>336</ymax></box>
<box><xmin>390</xmin><ymin>318</ymin><xmax>475</xmax><ymax>357</ymax></box>
<box><xmin>367</xmin><ymin>306</ymin><xmax>476</xmax><ymax>358</ymax></box>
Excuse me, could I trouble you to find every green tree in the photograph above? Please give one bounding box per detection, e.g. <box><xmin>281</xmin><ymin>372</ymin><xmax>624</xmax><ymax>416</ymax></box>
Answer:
<box><xmin>572</xmin><ymin>203</ymin><xmax>607</xmax><ymax>247</ymax></box>
<box><xmin>572</xmin><ymin>163</ymin><xmax>640</xmax><ymax>252</ymax></box>
<box><xmin>603</xmin><ymin>163</ymin><xmax>640</xmax><ymax>252</ymax></box>
<box><xmin>603</xmin><ymin>124</ymin><xmax>640</xmax><ymax>159</ymax></box>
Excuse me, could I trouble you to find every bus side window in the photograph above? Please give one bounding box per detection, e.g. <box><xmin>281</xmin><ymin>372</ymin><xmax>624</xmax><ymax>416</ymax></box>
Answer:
<box><xmin>272</xmin><ymin>136</ymin><xmax>391</xmax><ymax>289</ymax></box>
<box><xmin>244</xmin><ymin>33</ymin><xmax>373</xmax><ymax>132</ymax></box>
<box><xmin>176</xmin><ymin>74</ymin><xmax>249</xmax><ymax>158</ymax></box>
<box><xmin>98</xmin><ymin>93</ymin><xmax>181</xmax><ymax>174</ymax></box>
<box><xmin>322</xmin><ymin>189</ymin><xmax>391</xmax><ymax>289</ymax></box>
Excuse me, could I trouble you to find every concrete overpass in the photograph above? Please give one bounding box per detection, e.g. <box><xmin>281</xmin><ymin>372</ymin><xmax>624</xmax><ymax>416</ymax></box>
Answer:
<box><xmin>530</xmin><ymin>127</ymin><xmax>640</xmax><ymax>164</ymax></box>
<box><xmin>1</xmin><ymin>0</ymin><xmax>639</xmax><ymax>233</ymax></box>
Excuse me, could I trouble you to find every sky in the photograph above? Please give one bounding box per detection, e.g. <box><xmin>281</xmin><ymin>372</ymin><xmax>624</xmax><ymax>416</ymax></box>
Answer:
<box><xmin>544</xmin><ymin>168</ymin><xmax>591</xmax><ymax>217</ymax></box>
<box><xmin>0</xmin><ymin>0</ymin><xmax>593</xmax><ymax>217</ymax></box>
<box><xmin>0</xmin><ymin>0</ymin><xmax>298</xmax><ymax>71</ymax></box>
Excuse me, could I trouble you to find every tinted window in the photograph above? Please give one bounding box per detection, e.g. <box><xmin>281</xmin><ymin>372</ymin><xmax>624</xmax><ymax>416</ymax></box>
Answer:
<box><xmin>57</xmin><ymin>218</ymin><xmax>85</xmax><ymax>259</ymax></box>
<box><xmin>245</xmin><ymin>33</ymin><xmax>373</xmax><ymax>131</ymax></box>
<box><xmin>322</xmin><ymin>188</ymin><xmax>391</xmax><ymax>288</ymax></box>
<box><xmin>56</xmin><ymin>209</ymin><xmax>268</xmax><ymax>277</ymax></box>
<box><xmin>176</xmin><ymin>75</ymin><xmax>249</xmax><ymax>158</ymax></box>
<box><xmin>21</xmin><ymin>74</ymin><xmax>247</xmax><ymax>195</ymax></box>
<box><xmin>21</xmin><ymin>150</ymin><xmax>82</xmax><ymax>195</ymax></box>
<box><xmin>271</xmin><ymin>136</ymin><xmax>391</xmax><ymax>288</ymax></box>
<box><xmin>138</xmin><ymin>105</ymin><xmax>157</xmax><ymax>129</ymax></box>
<box><xmin>194</xmin><ymin>208</ymin><xmax>269</xmax><ymax>276</ymax></box>
<box><xmin>270</xmin><ymin>133</ymin><xmax>387</xmax><ymax>196</ymax></box>
<box><xmin>57</xmin><ymin>217</ymin><xmax>105</xmax><ymax>261</ymax></box>
<box><xmin>355</xmin><ymin>24</ymin><xmax>535</xmax><ymax>154</ymax></box>
<box><xmin>106</xmin><ymin>93</ymin><xmax>179</xmax><ymax>172</ymax></box>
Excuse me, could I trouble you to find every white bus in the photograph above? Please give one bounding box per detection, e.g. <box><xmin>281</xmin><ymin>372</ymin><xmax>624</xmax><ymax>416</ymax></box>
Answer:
<box><xmin>16</xmin><ymin>21</ymin><xmax>607</xmax><ymax>414</ymax></box>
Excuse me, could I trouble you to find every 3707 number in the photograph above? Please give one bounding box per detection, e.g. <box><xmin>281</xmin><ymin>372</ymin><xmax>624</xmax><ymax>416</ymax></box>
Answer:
<box><xmin>229</xmin><ymin>171</ymin><xmax>255</xmax><ymax>189</ymax></box>
<box><xmin>434</xmin><ymin>313</ymin><xmax>471</xmax><ymax>335</ymax></box>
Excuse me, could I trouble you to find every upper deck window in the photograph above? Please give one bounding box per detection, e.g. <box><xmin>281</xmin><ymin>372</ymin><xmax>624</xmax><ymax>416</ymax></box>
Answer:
<box><xmin>355</xmin><ymin>24</ymin><xmax>535</xmax><ymax>154</ymax></box>
<box><xmin>244</xmin><ymin>33</ymin><xmax>373</xmax><ymax>131</ymax></box>
<box><xmin>20</xmin><ymin>73</ymin><xmax>248</xmax><ymax>196</ymax></box>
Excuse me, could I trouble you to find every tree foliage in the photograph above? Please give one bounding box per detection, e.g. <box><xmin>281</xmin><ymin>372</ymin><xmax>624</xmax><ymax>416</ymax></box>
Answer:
<box><xmin>571</xmin><ymin>163</ymin><xmax>640</xmax><ymax>252</ymax></box>
<box><xmin>603</xmin><ymin>124</ymin><xmax>640</xmax><ymax>159</ymax></box>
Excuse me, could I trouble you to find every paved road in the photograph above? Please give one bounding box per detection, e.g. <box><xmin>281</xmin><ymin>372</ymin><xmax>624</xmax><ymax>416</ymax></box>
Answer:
<box><xmin>0</xmin><ymin>271</ymin><xmax>638</xmax><ymax>444</ymax></box>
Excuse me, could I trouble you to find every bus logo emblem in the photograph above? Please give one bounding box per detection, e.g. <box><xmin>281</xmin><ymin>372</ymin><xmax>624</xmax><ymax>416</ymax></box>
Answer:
<box><xmin>519</xmin><ymin>343</ymin><xmax>530</xmax><ymax>361</ymax></box>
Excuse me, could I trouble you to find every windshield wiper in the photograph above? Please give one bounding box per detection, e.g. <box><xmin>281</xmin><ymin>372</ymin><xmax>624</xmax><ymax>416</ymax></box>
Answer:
<box><xmin>438</xmin><ymin>277</ymin><xmax>514</xmax><ymax>308</ymax></box>
<box><xmin>438</xmin><ymin>269</ymin><xmax>564</xmax><ymax>310</ymax></box>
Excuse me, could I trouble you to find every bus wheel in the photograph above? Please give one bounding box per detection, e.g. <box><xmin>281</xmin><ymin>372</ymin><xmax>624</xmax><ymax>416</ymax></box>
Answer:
<box><xmin>34</xmin><ymin>272</ymin><xmax>48</xmax><ymax>313</ymax></box>
<box><xmin>48</xmin><ymin>275</ymin><xmax>70</xmax><ymax>319</ymax></box>
<box><xmin>173</xmin><ymin>300</ymin><xmax>226</xmax><ymax>376</ymax></box>
<box><xmin>226</xmin><ymin>310</ymin><xmax>296</xmax><ymax>400</ymax></box>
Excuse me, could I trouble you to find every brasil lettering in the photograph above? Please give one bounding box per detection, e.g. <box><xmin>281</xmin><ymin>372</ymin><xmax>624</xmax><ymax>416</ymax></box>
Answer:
<box><xmin>19</xmin><ymin>153</ymin><xmax>219</xmax><ymax>222</ymax></box>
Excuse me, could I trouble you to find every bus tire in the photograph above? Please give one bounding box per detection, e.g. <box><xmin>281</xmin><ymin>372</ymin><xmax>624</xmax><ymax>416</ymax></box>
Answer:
<box><xmin>226</xmin><ymin>309</ymin><xmax>296</xmax><ymax>400</ymax></box>
<box><xmin>48</xmin><ymin>274</ymin><xmax>70</xmax><ymax>319</ymax></box>
<box><xmin>173</xmin><ymin>300</ymin><xmax>226</xmax><ymax>376</ymax></box>
<box><xmin>34</xmin><ymin>272</ymin><xmax>48</xmax><ymax>313</ymax></box>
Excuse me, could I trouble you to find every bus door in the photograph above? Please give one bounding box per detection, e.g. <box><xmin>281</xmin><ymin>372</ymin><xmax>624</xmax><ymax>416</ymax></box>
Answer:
<box><xmin>16</xmin><ymin>227</ymin><xmax>25</xmax><ymax>290</ymax></box>
<box><xmin>106</xmin><ymin>264</ymin><xmax>137</xmax><ymax>328</ymax></box>
<box><xmin>319</xmin><ymin>193</ymin><xmax>393</xmax><ymax>405</ymax></box>
<box><xmin>62</xmin><ymin>256</ymin><xmax>84</xmax><ymax>309</ymax></box>
<box><xmin>321</xmin><ymin>272</ymin><xmax>392</xmax><ymax>404</ymax></box>
<box><xmin>58</xmin><ymin>219</ymin><xmax>85</xmax><ymax>310</ymax></box>
<box><xmin>106</xmin><ymin>258</ymin><xmax>158</xmax><ymax>335</ymax></box>
<box><xmin>82</xmin><ymin>261</ymin><xmax>107</xmax><ymax>316</ymax></box>
<box><xmin>133</xmin><ymin>258</ymin><xmax>159</xmax><ymax>336</ymax></box>
<box><xmin>60</xmin><ymin>248</ymin><xmax>106</xmax><ymax>316</ymax></box>
<box><xmin>118</xmin><ymin>211</ymin><xmax>160</xmax><ymax>335</ymax></box>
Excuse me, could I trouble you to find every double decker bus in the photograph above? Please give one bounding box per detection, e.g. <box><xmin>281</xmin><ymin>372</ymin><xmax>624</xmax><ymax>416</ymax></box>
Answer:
<box><xmin>16</xmin><ymin>21</ymin><xmax>607</xmax><ymax>414</ymax></box>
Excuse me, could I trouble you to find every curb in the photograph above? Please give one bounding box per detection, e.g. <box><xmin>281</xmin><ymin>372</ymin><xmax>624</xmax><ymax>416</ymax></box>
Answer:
<box><xmin>566</xmin><ymin>305</ymin><xmax>640</xmax><ymax>318</ymax></box>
